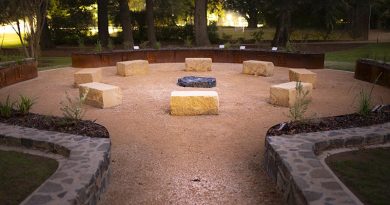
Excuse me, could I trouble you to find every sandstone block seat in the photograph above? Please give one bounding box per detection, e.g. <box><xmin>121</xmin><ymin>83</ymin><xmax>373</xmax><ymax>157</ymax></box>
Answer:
<box><xmin>242</xmin><ymin>60</ymin><xmax>274</xmax><ymax>77</ymax></box>
<box><xmin>117</xmin><ymin>60</ymin><xmax>149</xmax><ymax>76</ymax></box>
<box><xmin>170</xmin><ymin>91</ymin><xmax>219</xmax><ymax>116</ymax></box>
<box><xmin>185</xmin><ymin>58</ymin><xmax>212</xmax><ymax>72</ymax></box>
<box><xmin>270</xmin><ymin>81</ymin><xmax>313</xmax><ymax>107</ymax></box>
<box><xmin>289</xmin><ymin>68</ymin><xmax>317</xmax><ymax>88</ymax></box>
<box><xmin>74</xmin><ymin>68</ymin><xmax>102</xmax><ymax>87</ymax></box>
<box><xmin>79</xmin><ymin>82</ymin><xmax>122</xmax><ymax>108</ymax></box>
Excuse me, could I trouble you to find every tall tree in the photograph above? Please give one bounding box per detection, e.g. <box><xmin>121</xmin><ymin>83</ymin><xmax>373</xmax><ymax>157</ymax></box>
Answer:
<box><xmin>348</xmin><ymin>0</ymin><xmax>371</xmax><ymax>40</ymax></box>
<box><xmin>98</xmin><ymin>0</ymin><xmax>109</xmax><ymax>48</ymax></box>
<box><xmin>224</xmin><ymin>0</ymin><xmax>263</xmax><ymax>28</ymax></box>
<box><xmin>0</xmin><ymin>0</ymin><xmax>48</xmax><ymax>58</ymax></box>
<box><xmin>194</xmin><ymin>0</ymin><xmax>210</xmax><ymax>46</ymax></box>
<box><xmin>146</xmin><ymin>0</ymin><xmax>157</xmax><ymax>47</ymax></box>
<box><xmin>119</xmin><ymin>0</ymin><xmax>134</xmax><ymax>49</ymax></box>
<box><xmin>271</xmin><ymin>0</ymin><xmax>293</xmax><ymax>47</ymax></box>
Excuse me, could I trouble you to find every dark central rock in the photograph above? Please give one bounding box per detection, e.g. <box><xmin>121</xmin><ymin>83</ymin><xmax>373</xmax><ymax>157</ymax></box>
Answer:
<box><xmin>177</xmin><ymin>76</ymin><xmax>216</xmax><ymax>88</ymax></box>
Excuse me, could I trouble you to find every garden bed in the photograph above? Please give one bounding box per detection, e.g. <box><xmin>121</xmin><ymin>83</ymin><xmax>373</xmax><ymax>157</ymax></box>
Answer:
<box><xmin>0</xmin><ymin>110</ymin><xmax>109</xmax><ymax>138</ymax></box>
<box><xmin>0</xmin><ymin>58</ymin><xmax>38</xmax><ymax>88</ymax></box>
<box><xmin>71</xmin><ymin>48</ymin><xmax>325</xmax><ymax>69</ymax></box>
<box><xmin>267</xmin><ymin>105</ymin><xmax>390</xmax><ymax>136</ymax></box>
<box><xmin>354</xmin><ymin>58</ymin><xmax>390</xmax><ymax>88</ymax></box>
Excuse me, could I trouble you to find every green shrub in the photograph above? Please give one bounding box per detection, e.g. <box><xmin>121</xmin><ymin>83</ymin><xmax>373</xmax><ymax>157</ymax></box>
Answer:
<box><xmin>95</xmin><ymin>41</ymin><xmax>102</xmax><ymax>52</ymax></box>
<box><xmin>252</xmin><ymin>29</ymin><xmax>264</xmax><ymax>44</ymax></box>
<box><xmin>154</xmin><ymin>42</ymin><xmax>161</xmax><ymax>49</ymax></box>
<box><xmin>108</xmin><ymin>38</ymin><xmax>114</xmax><ymax>51</ymax></box>
<box><xmin>224</xmin><ymin>42</ymin><xmax>231</xmax><ymax>49</ymax></box>
<box><xmin>288</xmin><ymin>82</ymin><xmax>311</xmax><ymax>121</ymax></box>
<box><xmin>357</xmin><ymin>89</ymin><xmax>372</xmax><ymax>116</ymax></box>
<box><xmin>184</xmin><ymin>36</ymin><xmax>192</xmax><ymax>47</ymax></box>
<box><xmin>78</xmin><ymin>38</ymin><xmax>85</xmax><ymax>51</ymax></box>
<box><xmin>356</xmin><ymin>73</ymin><xmax>382</xmax><ymax>116</ymax></box>
<box><xmin>60</xmin><ymin>91</ymin><xmax>88</xmax><ymax>122</ymax></box>
<box><xmin>0</xmin><ymin>95</ymin><xmax>15</xmax><ymax>118</ymax></box>
<box><xmin>17</xmin><ymin>95</ymin><xmax>36</xmax><ymax>115</ymax></box>
<box><xmin>139</xmin><ymin>41</ymin><xmax>149</xmax><ymax>49</ymax></box>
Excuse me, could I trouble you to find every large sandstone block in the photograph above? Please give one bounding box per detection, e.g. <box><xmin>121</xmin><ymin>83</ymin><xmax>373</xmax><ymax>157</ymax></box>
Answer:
<box><xmin>74</xmin><ymin>68</ymin><xmax>102</xmax><ymax>87</ymax></box>
<box><xmin>117</xmin><ymin>60</ymin><xmax>149</xmax><ymax>76</ymax></box>
<box><xmin>185</xmin><ymin>58</ymin><xmax>212</xmax><ymax>72</ymax></box>
<box><xmin>270</xmin><ymin>81</ymin><xmax>313</xmax><ymax>107</ymax></box>
<box><xmin>289</xmin><ymin>68</ymin><xmax>317</xmax><ymax>88</ymax></box>
<box><xmin>170</xmin><ymin>91</ymin><xmax>219</xmax><ymax>115</ymax></box>
<box><xmin>242</xmin><ymin>60</ymin><xmax>274</xmax><ymax>77</ymax></box>
<box><xmin>79</xmin><ymin>82</ymin><xmax>122</xmax><ymax>108</ymax></box>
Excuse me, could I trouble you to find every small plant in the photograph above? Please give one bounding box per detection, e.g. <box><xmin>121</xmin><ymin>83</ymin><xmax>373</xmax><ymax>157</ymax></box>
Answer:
<box><xmin>0</xmin><ymin>95</ymin><xmax>15</xmax><ymax>118</ymax></box>
<box><xmin>285</xmin><ymin>41</ymin><xmax>296</xmax><ymax>52</ymax></box>
<box><xmin>252</xmin><ymin>29</ymin><xmax>264</xmax><ymax>44</ymax></box>
<box><xmin>95</xmin><ymin>40</ymin><xmax>102</xmax><ymax>52</ymax></box>
<box><xmin>60</xmin><ymin>91</ymin><xmax>88</xmax><ymax>122</ymax></box>
<box><xmin>154</xmin><ymin>41</ymin><xmax>161</xmax><ymax>49</ymax></box>
<box><xmin>17</xmin><ymin>95</ymin><xmax>36</xmax><ymax>115</ymax></box>
<box><xmin>357</xmin><ymin>89</ymin><xmax>372</xmax><ymax>116</ymax></box>
<box><xmin>288</xmin><ymin>82</ymin><xmax>311</xmax><ymax>121</ymax></box>
<box><xmin>78</xmin><ymin>38</ymin><xmax>85</xmax><ymax>51</ymax></box>
<box><xmin>224</xmin><ymin>42</ymin><xmax>231</xmax><ymax>49</ymax></box>
<box><xmin>123</xmin><ymin>41</ymin><xmax>132</xmax><ymax>50</ymax></box>
<box><xmin>139</xmin><ymin>41</ymin><xmax>149</xmax><ymax>49</ymax></box>
<box><xmin>356</xmin><ymin>73</ymin><xmax>382</xmax><ymax>116</ymax></box>
<box><xmin>108</xmin><ymin>38</ymin><xmax>114</xmax><ymax>50</ymax></box>
<box><xmin>184</xmin><ymin>36</ymin><xmax>192</xmax><ymax>47</ymax></box>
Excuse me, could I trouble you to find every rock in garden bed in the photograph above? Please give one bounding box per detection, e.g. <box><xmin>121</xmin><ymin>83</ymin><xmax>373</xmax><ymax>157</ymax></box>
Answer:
<box><xmin>267</xmin><ymin>105</ymin><xmax>390</xmax><ymax>136</ymax></box>
<box><xmin>0</xmin><ymin>111</ymin><xmax>109</xmax><ymax>138</ymax></box>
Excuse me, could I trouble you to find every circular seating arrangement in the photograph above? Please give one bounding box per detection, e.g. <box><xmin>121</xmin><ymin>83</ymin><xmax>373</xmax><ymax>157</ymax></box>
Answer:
<box><xmin>73</xmin><ymin>58</ymin><xmax>318</xmax><ymax>113</ymax></box>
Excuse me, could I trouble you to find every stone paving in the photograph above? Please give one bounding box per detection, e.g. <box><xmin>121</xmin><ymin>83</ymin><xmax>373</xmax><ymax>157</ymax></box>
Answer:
<box><xmin>264</xmin><ymin>122</ymin><xmax>390</xmax><ymax>205</ymax></box>
<box><xmin>0</xmin><ymin>123</ymin><xmax>111</xmax><ymax>205</ymax></box>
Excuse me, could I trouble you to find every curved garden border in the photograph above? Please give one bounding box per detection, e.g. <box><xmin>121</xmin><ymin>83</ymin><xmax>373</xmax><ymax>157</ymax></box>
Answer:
<box><xmin>354</xmin><ymin>59</ymin><xmax>390</xmax><ymax>88</ymax></box>
<box><xmin>264</xmin><ymin>122</ymin><xmax>390</xmax><ymax>205</ymax></box>
<box><xmin>71</xmin><ymin>48</ymin><xmax>324</xmax><ymax>69</ymax></box>
<box><xmin>0</xmin><ymin>58</ymin><xmax>38</xmax><ymax>88</ymax></box>
<box><xmin>0</xmin><ymin>122</ymin><xmax>111</xmax><ymax>205</ymax></box>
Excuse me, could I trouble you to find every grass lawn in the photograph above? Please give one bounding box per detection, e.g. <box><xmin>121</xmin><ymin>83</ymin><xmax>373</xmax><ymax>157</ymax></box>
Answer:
<box><xmin>0</xmin><ymin>55</ymin><xmax>71</xmax><ymax>71</ymax></box>
<box><xmin>326</xmin><ymin>147</ymin><xmax>390</xmax><ymax>205</ymax></box>
<box><xmin>37</xmin><ymin>56</ymin><xmax>72</xmax><ymax>71</ymax></box>
<box><xmin>325</xmin><ymin>43</ymin><xmax>390</xmax><ymax>71</ymax></box>
<box><xmin>0</xmin><ymin>150</ymin><xmax>58</xmax><ymax>205</ymax></box>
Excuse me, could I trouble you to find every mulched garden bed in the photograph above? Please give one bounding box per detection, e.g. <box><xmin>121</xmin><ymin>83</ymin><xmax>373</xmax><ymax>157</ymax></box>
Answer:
<box><xmin>267</xmin><ymin>105</ymin><xmax>390</xmax><ymax>136</ymax></box>
<box><xmin>0</xmin><ymin>111</ymin><xmax>109</xmax><ymax>138</ymax></box>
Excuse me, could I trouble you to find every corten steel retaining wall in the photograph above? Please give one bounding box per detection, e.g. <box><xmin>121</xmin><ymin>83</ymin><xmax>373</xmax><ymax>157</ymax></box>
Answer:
<box><xmin>72</xmin><ymin>49</ymin><xmax>325</xmax><ymax>69</ymax></box>
<box><xmin>354</xmin><ymin>59</ymin><xmax>390</xmax><ymax>88</ymax></box>
<box><xmin>0</xmin><ymin>58</ymin><xmax>38</xmax><ymax>88</ymax></box>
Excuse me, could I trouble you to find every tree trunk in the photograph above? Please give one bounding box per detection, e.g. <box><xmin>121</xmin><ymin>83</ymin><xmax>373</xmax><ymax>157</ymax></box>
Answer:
<box><xmin>272</xmin><ymin>1</ymin><xmax>292</xmax><ymax>48</ymax></box>
<box><xmin>146</xmin><ymin>0</ymin><xmax>157</xmax><ymax>47</ymax></box>
<box><xmin>98</xmin><ymin>0</ymin><xmax>109</xmax><ymax>48</ymax></box>
<box><xmin>194</xmin><ymin>0</ymin><xmax>210</xmax><ymax>46</ymax></box>
<box><xmin>350</xmin><ymin>0</ymin><xmax>370</xmax><ymax>40</ymax></box>
<box><xmin>40</xmin><ymin>17</ymin><xmax>54</xmax><ymax>49</ymax></box>
<box><xmin>246</xmin><ymin>17</ymin><xmax>258</xmax><ymax>28</ymax></box>
<box><xmin>119</xmin><ymin>0</ymin><xmax>134</xmax><ymax>49</ymax></box>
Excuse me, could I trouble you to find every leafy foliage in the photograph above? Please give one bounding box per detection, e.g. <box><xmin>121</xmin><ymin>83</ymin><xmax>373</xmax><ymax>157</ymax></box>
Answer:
<box><xmin>0</xmin><ymin>95</ymin><xmax>15</xmax><ymax>119</ymax></box>
<box><xmin>60</xmin><ymin>91</ymin><xmax>87</xmax><ymax>122</ymax></box>
<box><xmin>288</xmin><ymin>82</ymin><xmax>311</xmax><ymax>121</ymax></box>
<box><xmin>16</xmin><ymin>95</ymin><xmax>36</xmax><ymax>115</ymax></box>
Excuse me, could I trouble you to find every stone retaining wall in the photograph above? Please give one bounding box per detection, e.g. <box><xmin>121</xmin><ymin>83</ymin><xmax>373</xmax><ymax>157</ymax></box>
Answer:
<box><xmin>264</xmin><ymin>122</ymin><xmax>390</xmax><ymax>205</ymax></box>
<box><xmin>71</xmin><ymin>49</ymin><xmax>324</xmax><ymax>69</ymax></box>
<box><xmin>0</xmin><ymin>123</ymin><xmax>111</xmax><ymax>205</ymax></box>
